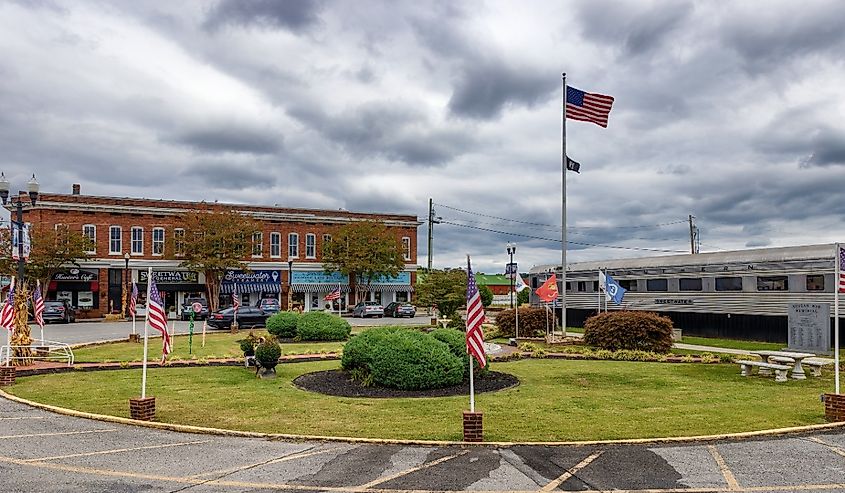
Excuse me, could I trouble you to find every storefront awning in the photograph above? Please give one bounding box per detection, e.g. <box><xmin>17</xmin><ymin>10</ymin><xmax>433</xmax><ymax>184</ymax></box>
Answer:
<box><xmin>291</xmin><ymin>283</ymin><xmax>351</xmax><ymax>293</ymax></box>
<box><xmin>220</xmin><ymin>282</ymin><xmax>280</xmax><ymax>294</ymax></box>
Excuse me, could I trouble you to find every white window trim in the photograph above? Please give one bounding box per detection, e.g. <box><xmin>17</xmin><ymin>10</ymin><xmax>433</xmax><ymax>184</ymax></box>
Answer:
<box><xmin>131</xmin><ymin>226</ymin><xmax>144</xmax><ymax>256</ymax></box>
<box><xmin>82</xmin><ymin>224</ymin><xmax>96</xmax><ymax>254</ymax></box>
<box><xmin>305</xmin><ymin>233</ymin><xmax>316</xmax><ymax>259</ymax></box>
<box><xmin>109</xmin><ymin>226</ymin><xmax>122</xmax><ymax>255</ymax></box>
<box><xmin>152</xmin><ymin>227</ymin><xmax>165</xmax><ymax>256</ymax></box>
<box><xmin>402</xmin><ymin>236</ymin><xmax>411</xmax><ymax>261</ymax></box>
<box><xmin>252</xmin><ymin>232</ymin><xmax>263</xmax><ymax>258</ymax></box>
<box><xmin>173</xmin><ymin>228</ymin><xmax>185</xmax><ymax>257</ymax></box>
<box><xmin>270</xmin><ymin>232</ymin><xmax>281</xmax><ymax>258</ymax></box>
<box><xmin>288</xmin><ymin>233</ymin><xmax>299</xmax><ymax>259</ymax></box>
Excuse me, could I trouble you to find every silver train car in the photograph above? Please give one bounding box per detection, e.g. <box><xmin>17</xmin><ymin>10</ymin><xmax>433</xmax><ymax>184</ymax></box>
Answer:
<box><xmin>528</xmin><ymin>243</ymin><xmax>843</xmax><ymax>343</ymax></box>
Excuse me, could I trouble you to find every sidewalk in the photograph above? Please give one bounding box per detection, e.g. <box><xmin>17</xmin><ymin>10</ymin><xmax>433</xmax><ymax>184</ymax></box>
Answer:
<box><xmin>564</xmin><ymin>331</ymin><xmax>753</xmax><ymax>355</ymax></box>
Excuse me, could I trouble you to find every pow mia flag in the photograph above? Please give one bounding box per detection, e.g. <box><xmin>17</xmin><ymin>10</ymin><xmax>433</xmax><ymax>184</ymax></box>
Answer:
<box><xmin>566</xmin><ymin>156</ymin><xmax>581</xmax><ymax>173</ymax></box>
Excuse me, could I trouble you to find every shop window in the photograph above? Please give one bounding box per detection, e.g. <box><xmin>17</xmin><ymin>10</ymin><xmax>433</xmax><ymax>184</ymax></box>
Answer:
<box><xmin>152</xmin><ymin>228</ymin><xmax>165</xmax><ymax>256</ymax></box>
<box><xmin>679</xmin><ymin>278</ymin><xmax>702</xmax><ymax>291</ymax></box>
<box><xmin>396</xmin><ymin>291</ymin><xmax>409</xmax><ymax>302</ymax></box>
<box><xmin>174</xmin><ymin>228</ymin><xmax>185</xmax><ymax>257</ymax></box>
<box><xmin>109</xmin><ymin>226</ymin><xmax>122</xmax><ymax>254</ymax></box>
<box><xmin>288</xmin><ymin>233</ymin><xmax>299</xmax><ymax>258</ymax></box>
<box><xmin>646</xmin><ymin>279</ymin><xmax>668</xmax><ymax>292</ymax></box>
<box><xmin>131</xmin><ymin>227</ymin><xmax>143</xmax><ymax>255</ymax></box>
<box><xmin>402</xmin><ymin>237</ymin><xmax>411</xmax><ymax>261</ymax></box>
<box><xmin>252</xmin><ymin>232</ymin><xmax>263</xmax><ymax>257</ymax></box>
<box><xmin>270</xmin><ymin>232</ymin><xmax>281</xmax><ymax>258</ymax></box>
<box><xmin>82</xmin><ymin>224</ymin><xmax>96</xmax><ymax>253</ymax></box>
<box><xmin>757</xmin><ymin>276</ymin><xmax>788</xmax><ymax>291</ymax></box>
<box><xmin>806</xmin><ymin>275</ymin><xmax>825</xmax><ymax>291</ymax></box>
<box><xmin>306</xmin><ymin>233</ymin><xmax>316</xmax><ymax>258</ymax></box>
<box><xmin>715</xmin><ymin>276</ymin><xmax>743</xmax><ymax>291</ymax></box>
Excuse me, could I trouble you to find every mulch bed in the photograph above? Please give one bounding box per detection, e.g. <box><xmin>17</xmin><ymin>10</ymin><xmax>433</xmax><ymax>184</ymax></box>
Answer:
<box><xmin>293</xmin><ymin>370</ymin><xmax>519</xmax><ymax>398</ymax></box>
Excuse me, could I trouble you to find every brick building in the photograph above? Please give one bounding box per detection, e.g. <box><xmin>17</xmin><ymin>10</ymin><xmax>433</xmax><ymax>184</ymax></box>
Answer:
<box><xmin>10</xmin><ymin>185</ymin><xmax>420</xmax><ymax>319</ymax></box>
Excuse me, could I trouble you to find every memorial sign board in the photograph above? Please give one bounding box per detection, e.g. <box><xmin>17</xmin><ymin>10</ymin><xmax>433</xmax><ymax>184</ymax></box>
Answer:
<box><xmin>787</xmin><ymin>303</ymin><xmax>830</xmax><ymax>354</ymax></box>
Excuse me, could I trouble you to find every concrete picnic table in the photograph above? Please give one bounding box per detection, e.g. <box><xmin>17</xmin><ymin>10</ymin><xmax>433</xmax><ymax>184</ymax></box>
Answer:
<box><xmin>749</xmin><ymin>350</ymin><xmax>816</xmax><ymax>380</ymax></box>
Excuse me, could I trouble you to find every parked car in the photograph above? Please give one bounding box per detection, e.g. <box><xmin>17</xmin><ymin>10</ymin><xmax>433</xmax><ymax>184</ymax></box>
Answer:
<box><xmin>352</xmin><ymin>301</ymin><xmax>384</xmax><ymax>318</ymax></box>
<box><xmin>180</xmin><ymin>297</ymin><xmax>209</xmax><ymax>320</ymax></box>
<box><xmin>42</xmin><ymin>300</ymin><xmax>76</xmax><ymax>324</ymax></box>
<box><xmin>255</xmin><ymin>298</ymin><xmax>281</xmax><ymax>314</ymax></box>
<box><xmin>384</xmin><ymin>302</ymin><xmax>416</xmax><ymax>318</ymax></box>
<box><xmin>206</xmin><ymin>307</ymin><xmax>269</xmax><ymax>330</ymax></box>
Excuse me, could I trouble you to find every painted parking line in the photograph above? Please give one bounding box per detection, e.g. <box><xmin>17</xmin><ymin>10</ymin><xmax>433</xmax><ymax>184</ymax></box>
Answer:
<box><xmin>357</xmin><ymin>450</ymin><xmax>470</xmax><ymax>490</ymax></box>
<box><xmin>807</xmin><ymin>436</ymin><xmax>845</xmax><ymax>458</ymax></box>
<box><xmin>188</xmin><ymin>446</ymin><xmax>336</xmax><ymax>479</ymax></box>
<box><xmin>22</xmin><ymin>439</ymin><xmax>213</xmax><ymax>462</ymax></box>
<box><xmin>0</xmin><ymin>429</ymin><xmax>116</xmax><ymax>440</ymax></box>
<box><xmin>707</xmin><ymin>445</ymin><xmax>740</xmax><ymax>491</ymax></box>
<box><xmin>538</xmin><ymin>450</ymin><xmax>603</xmax><ymax>492</ymax></box>
<box><xmin>0</xmin><ymin>416</ymin><xmax>46</xmax><ymax>420</ymax></box>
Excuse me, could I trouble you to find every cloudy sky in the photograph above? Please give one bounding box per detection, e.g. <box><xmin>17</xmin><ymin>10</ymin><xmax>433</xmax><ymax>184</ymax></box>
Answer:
<box><xmin>2</xmin><ymin>0</ymin><xmax>844</xmax><ymax>273</ymax></box>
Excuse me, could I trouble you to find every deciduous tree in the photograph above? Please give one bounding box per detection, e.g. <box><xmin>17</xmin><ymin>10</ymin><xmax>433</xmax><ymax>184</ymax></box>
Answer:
<box><xmin>414</xmin><ymin>268</ymin><xmax>467</xmax><ymax>320</ymax></box>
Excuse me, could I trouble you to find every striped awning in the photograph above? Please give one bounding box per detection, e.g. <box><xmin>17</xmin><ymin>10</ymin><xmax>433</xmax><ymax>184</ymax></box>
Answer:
<box><xmin>220</xmin><ymin>282</ymin><xmax>280</xmax><ymax>294</ymax></box>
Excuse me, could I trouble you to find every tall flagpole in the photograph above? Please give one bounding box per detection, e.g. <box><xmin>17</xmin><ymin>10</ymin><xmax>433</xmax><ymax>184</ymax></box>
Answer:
<box><xmin>141</xmin><ymin>267</ymin><xmax>152</xmax><ymax>399</ymax></box>
<box><xmin>835</xmin><ymin>243</ymin><xmax>840</xmax><ymax>395</ymax></box>
<box><xmin>560</xmin><ymin>73</ymin><xmax>568</xmax><ymax>338</ymax></box>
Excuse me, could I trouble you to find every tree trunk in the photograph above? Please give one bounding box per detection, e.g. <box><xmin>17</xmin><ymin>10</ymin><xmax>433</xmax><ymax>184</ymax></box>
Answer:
<box><xmin>11</xmin><ymin>283</ymin><xmax>33</xmax><ymax>366</ymax></box>
<box><xmin>205</xmin><ymin>271</ymin><xmax>221</xmax><ymax>312</ymax></box>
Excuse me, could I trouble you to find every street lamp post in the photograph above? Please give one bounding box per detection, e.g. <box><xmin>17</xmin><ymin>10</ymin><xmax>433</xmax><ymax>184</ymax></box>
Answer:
<box><xmin>506</xmin><ymin>242</ymin><xmax>516</xmax><ymax>309</ymax></box>
<box><xmin>0</xmin><ymin>173</ymin><xmax>39</xmax><ymax>282</ymax></box>
<box><xmin>287</xmin><ymin>258</ymin><xmax>293</xmax><ymax>311</ymax></box>
<box><xmin>122</xmin><ymin>252</ymin><xmax>130</xmax><ymax>319</ymax></box>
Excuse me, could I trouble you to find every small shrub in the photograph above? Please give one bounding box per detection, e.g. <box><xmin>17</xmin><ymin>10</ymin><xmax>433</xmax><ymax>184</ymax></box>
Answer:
<box><xmin>369</xmin><ymin>330</ymin><xmax>464</xmax><ymax>390</ymax></box>
<box><xmin>518</xmin><ymin>342</ymin><xmax>538</xmax><ymax>352</ymax></box>
<box><xmin>266</xmin><ymin>311</ymin><xmax>300</xmax><ymax>338</ymax></box>
<box><xmin>530</xmin><ymin>347</ymin><xmax>547</xmax><ymax>358</ymax></box>
<box><xmin>255</xmin><ymin>341</ymin><xmax>281</xmax><ymax>369</ymax></box>
<box><xmin>495</xmin><ymin>307</ymin><xmax>556</xmax><ymax>338</ymax></box>
<box><xmin>681</xmin><ymin>354</ymin><xmax>694</xmax><ymax>363</ymax></box>
<box><xmin>430</xmin><ymin>328</ymin><xmax>488</xmax><ymax>379</ymax></box>
<box><xmin>446</xmin><ymin>316</ymin><xmax>465</xmax><ymax>330</ymax></box>
<box><xmin>583</xmin><ymin>311</ymin><xmax>674</xmax><ymax>353</ymax></box>
<box><xmin>700</xmin><ymin>353</ymin><xmax>719</xmax><ymax>364</ymax></box>
<box><xmin>239</xmin><ymin>331</ymin><xmax>260</xmax><ymax>356</ymax></box>
<box><xmin>719</xmin><ymin>353</ymin><xmax>737</xmax><ymax>364</ymax></box>
<box><xmin>478</xmin><ymin>284</ymin><xmax>494</xmax><ymax>307</ymax></box>
<box><xmin>341</xmin><ymin>326</ymin><xmax>403</xmax><ymax>372</ymax></box>
<box><xmin>593</xmin><ymin>349</ymin><xmax>614</xmax><ymax>360</ymax></box>
<box><xmin>296</xmin><ymin>311</ymin><xmax>351</xmax><ymax>341</ymax></box>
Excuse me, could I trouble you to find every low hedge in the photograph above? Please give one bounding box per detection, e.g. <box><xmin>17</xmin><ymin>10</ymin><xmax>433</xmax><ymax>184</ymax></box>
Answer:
<box><xmin>494</xmin><ymin>307</ymin><xmax>554</xmax><ymax>338</ymax></box>
<box><xmin>266</xmin><ymin>311</ymin><xmax>300</xmax><ymax>338</ymax></box>
<box><xmin>583</xmin><ymin>311</ymin><xmax>674</xmax><ymax>353</ymax></box>
<box><xmin>295</xmin><ymin>311</ymin><xmax>351</xmax><ymax>341</ymax></box>
<box><xmin>341</xmin><ymin>326</ymin><xmax>403</xmax><ymax>372</ymax></box>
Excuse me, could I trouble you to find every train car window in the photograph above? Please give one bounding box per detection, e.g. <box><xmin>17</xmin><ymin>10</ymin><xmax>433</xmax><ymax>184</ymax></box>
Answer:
<box><xmin>592</xmin><ymin>281</ymin><xmax>599</xmax><ymax>292</ymax></box>
<box><xmin>646</xmin><ymin>279</ymin><xmax>668</xmax><ymax>291</ymax></box>
<box><xmin>756</xmin><ymin>276</ymin><xmax>788</xmax><ymax>291</ymax></box>
<box><xmin>619</xmin><ymin>279</ymin><xmax>638</xmax><ymax>291</ymax></box>
<box><xmin>806</xmin><ymin>275</ymin><xmax>825</xmax><ymax>291</ymax></box>
<box><xmin>531</xmin><ymin>277</ymin><xmax>539</xmax><ymax>289</ymax></box>
<box><xmin>566</xmin><ymin>282</ymin><xmax>573</xmax><ymax>291</ymax></box>
<box><xmin>679</xmin><ymin>278</ymin><xmax>703</xmax><ymax>291</ymax></box>
<box><xmin>715</xmin><ymin>277</ymin><xmax>743</xmax><ymax>291</ymax></box>
<box><xmin>577</xmin><ymin>281</ymin><xmax>586</xmax><ymax>291</ymax></box>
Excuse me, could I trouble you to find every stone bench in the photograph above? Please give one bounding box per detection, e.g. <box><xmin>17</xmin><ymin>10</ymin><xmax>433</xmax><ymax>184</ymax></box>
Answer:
<box><xmin>736</xmin><ymin>360</ymin><xmax>792</xmax><ymax>382</ymax></box>
<box><xmin>802</xmin><ymin>357</ymin><xmax>835</xmax><ymax>377</ymax></box>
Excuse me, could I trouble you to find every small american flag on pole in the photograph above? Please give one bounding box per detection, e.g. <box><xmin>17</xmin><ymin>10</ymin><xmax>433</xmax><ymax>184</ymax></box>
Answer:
<box><xmin>232</xmin><ymin>287</ymin><xmax>240</xmax><ymax>313</ymax></box>
<box><xmin>147</xmin><ymin>279</ymin><xmax>171</xmax><ymax>363</ymax></box>
<box><xmin>129</xmin><ymin>281</ymin><xmax>138</xmax><ymax>317</ymax></box>
<box><xmin>0</xmin><ymin>278</ymin><xmax>15</xmax><ymax>332</ymax></box>
<box><xmin>33</xmin><ymin>281</ymin><xmax>45</xmax><ymax>330</ymax></box>
<box><xmin>324</xmin><ymin>286</ymin><xmax>341</xmax><ymax>301</ymax></box>
<box><xmin>466</xmin><ymin>256</ymin><xmax>486</xmax><ymax>368</ymax></box>
<box><xmin>566</xmin><ymin>86</ymin><xmax>614</xmax><ymax>128</ymax></box>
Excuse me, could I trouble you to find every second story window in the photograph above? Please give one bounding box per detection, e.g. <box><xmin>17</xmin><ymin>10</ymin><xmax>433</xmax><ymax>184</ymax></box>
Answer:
<box><xmin>152</xmin><ymin>228</ymin><xmax>165</xmax><ymax>256</ymax></box>
<box><xmin>270</xmin><ymin>232</ymin><xmax>281</xmax><ymax>258</ymax></box>
<box><xmin>306</xmin><ymin>233</ymin><xmax>316</xmax><ymax>258</ymax></box>
<box><xmin>131</xmin><ymin>227</ymin><xmax>143</xmax><ymax>255</ymax></box>
<box><xmin>288</xmin><ymin>232</ymin><xmax>299</xmax><ymax>258</ymax></box>
<box><xmin>82</xmin><ymin>224</ymin><xmax>96</xmax><ymax>253</ymax></box>
<box><xmin>252</xmin><ymin>232</ymin><xmax>263</xmax><ymax>257</ymax></box>
<box><xmin>109</xmin><ymin>226</ymin><xmax>122</xmax><ymax>254</ymax></box>
<box><xmin>174</xmin><ymin>228</ymin><xmax>185</xmax><ymax>257</ymax></box>
<box><xmin>402</xmin><ymin>237</ymin><xmax>411</xmax><ymax>261</ymax></box>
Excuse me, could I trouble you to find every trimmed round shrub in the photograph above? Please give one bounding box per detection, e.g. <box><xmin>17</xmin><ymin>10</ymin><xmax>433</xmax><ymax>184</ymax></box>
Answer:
<box><xmin>369</xmin><ymin>331</ymin><xmax>464</xmax><ymax>390</ymax></box>
<box><xmin>494</xmin><ymin>307</ymin><xmax>555</xmax><ymax>338</ymax></box>
<box><xmin>430</xmin><ymin>327</ymin><xmax>488</xmax><ymax>378</ymax></box>
<box><xmin>295</xmin><ymin>311</ymin><xmax>351</xmax><ymax>341</ymax></box>
<box><xmin>583</xmin><ymin>311</ymin><xmax>674</xmax><ymax>353</ymax></box>
<box><xmin>341</xmin><ymin>326</ymin><xmax>403</xmax><ymax>372</ymax></box>
<box><xmin>266</xmin><ymin>311</ymin><xmax>300</xmax><ymax>338</ymax></box>
<box><xmin>239</xmin><ymin>338</ymin><xmax>255</xmax><ymax>356</ymax></box>
<box><xmin>255</xmin><ymin>341</ymin><xmax>281</xmax><ymax>369</ymax></box>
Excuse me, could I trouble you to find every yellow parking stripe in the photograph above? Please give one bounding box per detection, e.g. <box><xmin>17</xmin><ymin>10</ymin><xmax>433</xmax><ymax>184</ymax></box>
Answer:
<box><xmin>707</xmin><ymin>444</ymin><xmax>740</xmax><ymax>491</ymax></box>
<box><xmin>0</xmin><ymin>416</ymin><xmax>46</xmax><ymax>420</ymax></box>
<box><xmin>189</xmin><ymin>446</ymin><xmax>340</xmax><ymax>479</ymax></box>
<box><xmin>23</xmin><ymin>439</ymin><xmax>213</xmax><ymax>462</ymax></box>
<box><xmin>539</xmin><ymin>450</ymin><xmax>603</xmax><ymax>491</ymax></box>
<box><xmin>807</xmin><ymin>436</ymin><xmax>845</xmax><ymax>458</ymax></box>
<box><xmin>358</xmin><ymin>450</ymin><xmax>470</xmax><ymax>489</ymax></box>
<box><xmin>0</xmin><ymin>429</ymin><xmax>116</xmax><ymax>440</ymax></box>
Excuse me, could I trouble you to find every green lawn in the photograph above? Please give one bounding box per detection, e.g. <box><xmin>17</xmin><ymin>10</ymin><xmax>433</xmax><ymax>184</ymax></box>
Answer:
<box><xmin>73</xmin><ymin>332</ymin><xmax>344</xmax><ymax>363</ymax></box>
<box><xmin>679</xmin><ymin>336</ymin><xmax>783</xmax><ymax>351</ymax></box>
<box><xmin>9</xmin><ymin>359</ymin><xmax>834</xmax><ymax>442</ymax></box>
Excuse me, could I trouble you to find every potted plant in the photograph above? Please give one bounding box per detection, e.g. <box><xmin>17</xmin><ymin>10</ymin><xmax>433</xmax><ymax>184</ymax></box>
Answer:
<box><xmin>240</xmin><ymin>337</ymin><xmax>256</xmax><ymax>367</ymax></box>
<box><xmin>254</xmin><ymin>340</ymin><xmax>281</xmax><ymax>378</ymax></box>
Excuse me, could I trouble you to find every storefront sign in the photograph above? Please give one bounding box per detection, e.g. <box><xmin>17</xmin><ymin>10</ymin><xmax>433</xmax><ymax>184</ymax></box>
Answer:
<box><xmin>291</xmin><ymin>271</ymin><xmax>348</xmax><ymax>284</ymax></box>
<box><xmin>77</xmin><ymin>291</ymin><xmax>94</xmax><ymax>309</ymax></box>
<box><xmin>52</xmin><ymin>268</ymin><xmax>98</xmax><ymax>282</ymax></box>
<box><xmin>364</xmin><ymin>272</ymin><xmax>411</xmax><ymax>285</ymax></box>
<box><xmin>139</xmin><ymin>270</ymin><xmax>199</xmax><ymax>284</ymax></box>
<box><xmin>654</xmin><ymin>299</ymin><xmax>693</xmax><ymax>305</ymax></box>
<box><xmin>223</xmin><ymin>270</ymin><xmax>281</xmax><ymax>283</ymax></box>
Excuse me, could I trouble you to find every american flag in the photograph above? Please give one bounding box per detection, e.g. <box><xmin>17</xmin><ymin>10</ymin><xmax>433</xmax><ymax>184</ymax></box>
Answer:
<box><xmin>566</xmin><ymin>86</ymin><xmax>614</xmax><ymax>128</ymax></box>
<box><xmin>465</xmin><ymin>256</ymin><xmax>486</xmax><ymax>368</ymax></box>
<box><xmin>839</xmin><ymin>245</ymin><xmax>845</xmax><ymax>293</ymax></box>
<box><xmin>147</xmin><ymin>278</ymin><xmax>171</xmax><ymax>363</ymax></box>
<box><xmin>0</xmin><ymin>278</ymin><xmax>15</xmax><ymax>332</ymax></box>
<box><xmin>324</xmin><ymin>286</ymin><xmax>341</xmax><ymax>301</ymax></box>
<box><xmin>129</xmin><ymin>281</ymin><xmax>138</xmax><ymax>317</ymax></box>
<box><xmin>33</xmin><ymin>281</ymin><xmax>45</xmax><ymax>329</ymax></box>
<box><xmin>232</xmin><ymin>286</ymin><xmax>240</xmax><ymax>314</ymax></box>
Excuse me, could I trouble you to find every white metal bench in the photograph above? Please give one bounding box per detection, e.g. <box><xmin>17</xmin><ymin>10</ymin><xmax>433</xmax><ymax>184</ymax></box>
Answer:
<box><xmin>1</xmin><ymin>339</ymin><xmax>75</xmax><ymax>367</ymax></box>
<box><xmin>736</xmin><ymin>360</ymin><xmax>792</xmax><ymax>382</ymax></box>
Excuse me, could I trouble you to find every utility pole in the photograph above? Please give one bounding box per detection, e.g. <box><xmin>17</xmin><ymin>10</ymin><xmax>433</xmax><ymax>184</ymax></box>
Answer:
<box><xmin>688</xmin><ymin>214</ymin><xmax>699</xmax><ymax>254</ymax></box>
<box><xmin>427</xmin><ymin>198</ymin><xmax>440</xmax><ymax>270</ymax></box>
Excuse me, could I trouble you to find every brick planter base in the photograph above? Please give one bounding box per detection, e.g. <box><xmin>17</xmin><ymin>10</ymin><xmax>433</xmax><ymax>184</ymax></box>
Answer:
<box><xmin>0</xmin><ymin>367</ymin><xmax>15</xmax><ymax>387</ymax></box>
<box><xmin>824</xmin><ymin>393</ymin><xmax>845</xmax><ymax>422</ymax></box>
<box><xmin>463</xmin><ymin>411</ymin><xmax>483</xmax><ymax>442</ymax></box>
<box><xmin>129</xmin><ymin>396</ymin><xmax>156</xmax><ymax>421</ymax></box>
<box><xmin>128</xmin><ymin>334</ymin><xmax>140</xmax><ymax>343</ymax></box>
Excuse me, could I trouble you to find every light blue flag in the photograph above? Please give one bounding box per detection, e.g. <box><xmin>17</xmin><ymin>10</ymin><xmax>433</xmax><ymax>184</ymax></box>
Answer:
<box><xmin>604</xmin><ymin>273</ymin><xmax>627</xmax><ymax>305</ymax></box>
